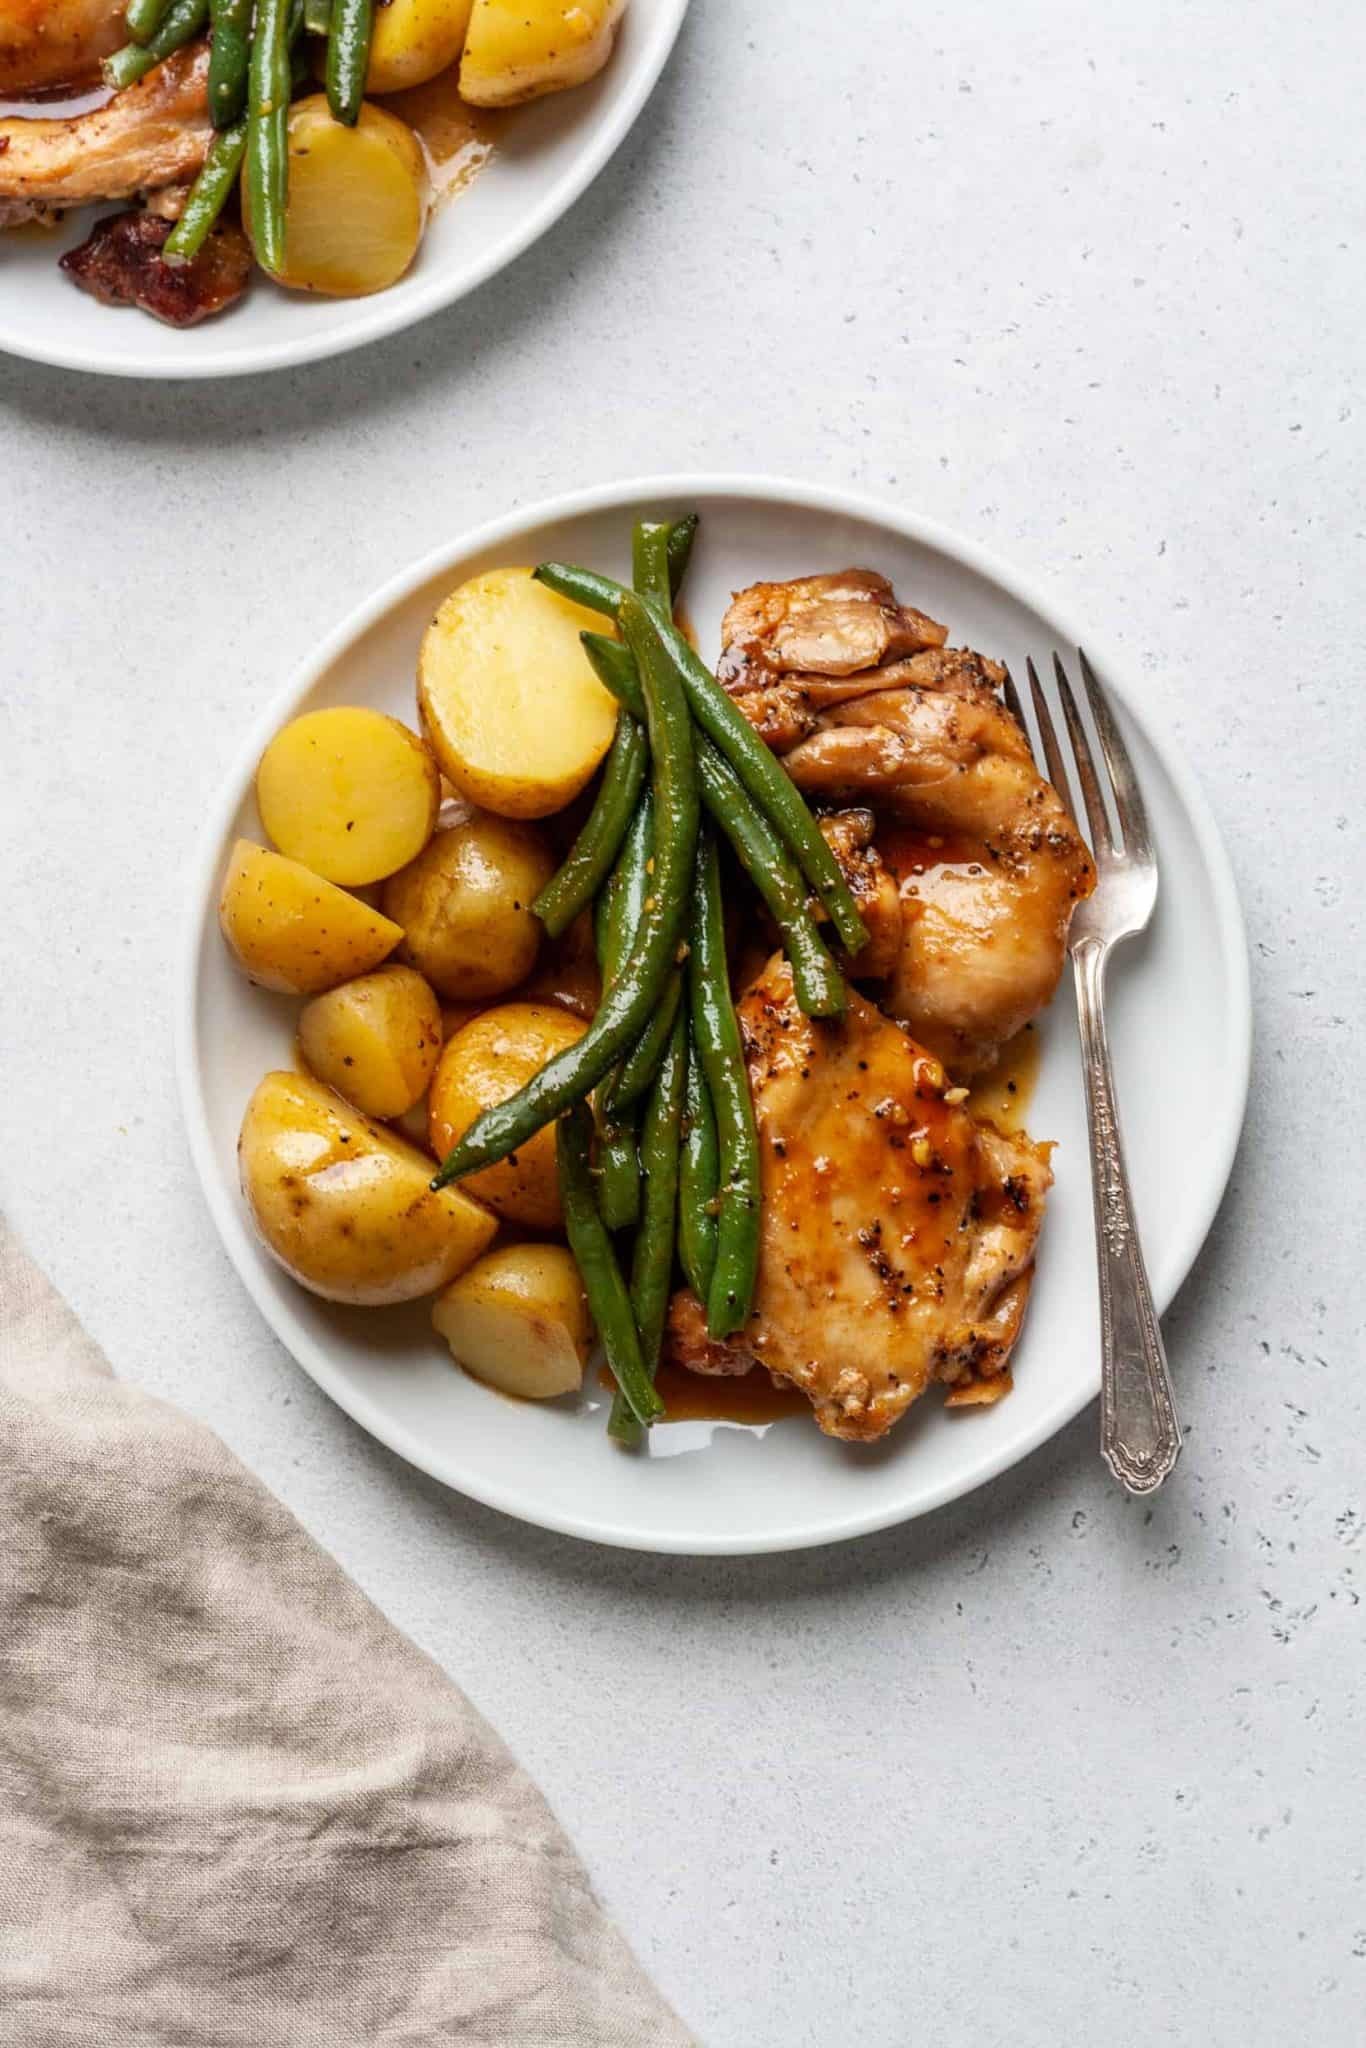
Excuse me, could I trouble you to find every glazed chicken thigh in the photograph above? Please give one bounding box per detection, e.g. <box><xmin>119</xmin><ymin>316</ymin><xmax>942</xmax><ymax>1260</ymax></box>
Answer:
<box><xmin>719</xmin><ymin>571</ymin><xmax>1096</xmax><ymax>1075</ymax></box>
<box><xmin>667</xmin><ymin>957</ymin><xmax>1052</xmax><ymax>1441</ymax></box>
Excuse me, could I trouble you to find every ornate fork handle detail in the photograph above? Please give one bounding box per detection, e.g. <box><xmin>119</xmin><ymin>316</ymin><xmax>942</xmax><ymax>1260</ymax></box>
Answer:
<box><xmin>1071</xmin><ymin>939</ymin><xmax>1182</xmax><ymax>1493</ymax></box>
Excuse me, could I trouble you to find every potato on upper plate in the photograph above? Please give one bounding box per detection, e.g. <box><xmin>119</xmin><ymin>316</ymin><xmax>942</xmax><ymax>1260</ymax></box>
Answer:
<box><xmin>248</xmin><ymin>97</ymin><xmax>428</xmax><ymax>298</ymax></box>
<box><xmin>460</xmin><ymin>0</ymin><xmax>624</xmax><ymax>106</ymax></box>
<box><xmin>417</xmin><ymin>567</ymin><xmax>618</xmax><ymax>818</ymax></box>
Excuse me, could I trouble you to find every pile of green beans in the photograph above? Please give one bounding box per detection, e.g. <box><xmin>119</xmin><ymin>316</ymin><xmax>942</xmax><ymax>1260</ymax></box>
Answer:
<box><xmin>108</xmin><ymin>0</ymin><xmax>377</xmax><ymax>273</ymax></box>
<box><xmin>430</xmin><ymin>510</ymin><xmax>871</xmax><ymax>1441</ymax></box>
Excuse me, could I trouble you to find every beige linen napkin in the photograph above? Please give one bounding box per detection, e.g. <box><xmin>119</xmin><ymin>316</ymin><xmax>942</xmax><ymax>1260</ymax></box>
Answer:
<box><xmin>0</xmin><ymin>1221</ymin><xmax>694</xmax><ymax>2048</ymax></box>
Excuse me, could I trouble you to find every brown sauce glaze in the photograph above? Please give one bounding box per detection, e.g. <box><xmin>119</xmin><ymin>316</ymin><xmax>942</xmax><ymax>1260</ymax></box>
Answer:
<box><xmin>965</xmin><ymin>1023</ymin><xmax>1041</xmax><ymax>1135</ymax></box>
<box><xmin>376</xmin><ymin>67</ymin><xmax>501</xmax><ymax>212</ymax></box>
<box><xmin>601</xmin><ymin>1361</ymin><xmax>808</xmax><ymax>1426</ymax></box>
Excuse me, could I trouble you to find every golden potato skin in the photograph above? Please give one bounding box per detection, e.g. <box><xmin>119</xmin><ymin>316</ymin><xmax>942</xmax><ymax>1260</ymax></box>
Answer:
<box><xmin>249</xmin><ymin>96</ymin><xmax>427</xmax><ymax>296</ymax></box>
<box><xmin>297</xmin><ymin>965</ymin><xmax>443</xmax><ymax>1118</ymax></box>
<box><xmin>432</xmin><ymin>1243</ymin><xmax>591</xmax><ymax>1399</ymax></box>
<box><xmin>366</xmin><ymin>0</ymin><xmax>474</xmax><ymax>91</ymax></box>
<box><xmin>219</xmin><ymin>840</ymin><xmax>403</xmax><ymax>995</ymax></box>
<box><xmin>239</xmin><ymin>1070</ymin><xmax>495</xmax><ymax>1305</ymax></box>
<box><xmin>428</xmin><ymin>1001</ymin><xmax>587</xmax><ymax>1226</ymax></box>
<box><xmin>256</xmin><ymin>708</ymin><xmax>439</xmax><ymax>886</ymax></box>
<box><xmin>416</xmin><ymin>567</ymin><xmax>618</xmax><ymax>818</ymax></box>
<box><xmin>381</xmin><ymin>811</ymin><xmax>554</xmax><ymax>1002</ymax></box>
<box><xmin>460</xmin><ymin>0</ymin><xmax>623</xmax><ymax>106</ymax></box>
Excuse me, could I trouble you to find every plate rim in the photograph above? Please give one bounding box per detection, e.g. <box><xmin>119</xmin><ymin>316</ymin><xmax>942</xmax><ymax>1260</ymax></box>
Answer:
<box><xmin>0</xmin><ymin>0</ymin><xmax>691</xmax><ymax>382</ymax></box>
<box><xmin>175</xmin><ymin>472</ymin><xmax>1253</xmax><ymax>1554</ymax></box>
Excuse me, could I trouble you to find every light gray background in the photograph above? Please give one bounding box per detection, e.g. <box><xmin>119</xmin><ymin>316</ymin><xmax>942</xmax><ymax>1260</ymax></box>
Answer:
<box><xmin>2</xmin><ymin>2</ymin><xmax>1363</xmax><ymax>2041</ymax></box>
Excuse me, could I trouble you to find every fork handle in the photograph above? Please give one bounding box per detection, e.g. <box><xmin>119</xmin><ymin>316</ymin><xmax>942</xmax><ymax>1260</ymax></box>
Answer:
<box><xmin>1072</xmin><ymin>939</ymin><xmax>1182</xmax><ymax>1494</ymax></box>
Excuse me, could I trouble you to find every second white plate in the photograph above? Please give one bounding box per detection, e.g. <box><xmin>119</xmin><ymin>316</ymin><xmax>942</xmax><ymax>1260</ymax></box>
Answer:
<box><xmin>0</xmin><ymin>0</ymin><xmax>689</xmax><ymax>379</ymax></box>
<box><xmin>177</xmin><ymin>476</ymin><xmax>1250</xmax><ymax>1552</ymax></box>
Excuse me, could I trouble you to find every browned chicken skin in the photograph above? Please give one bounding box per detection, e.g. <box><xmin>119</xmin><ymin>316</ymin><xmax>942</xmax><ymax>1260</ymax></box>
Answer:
<box><xmin>667</xmin><ymin>957</ymin><xmax>1052</xmax><ymax>1441</ymax></box>
<box><xmin>0</xmin><ymin>0</ymin><xmax>126</xmax><ymax>96</ymax></box>
<box><xmin>719</xmin><ymin>572</ymin><xmax>1096</xmax><ymax>1075</ymax></box>
<box><xmin>0</xmin><ymin>41</ymin><xmax>210</xmax><ymax>227</ymax></box>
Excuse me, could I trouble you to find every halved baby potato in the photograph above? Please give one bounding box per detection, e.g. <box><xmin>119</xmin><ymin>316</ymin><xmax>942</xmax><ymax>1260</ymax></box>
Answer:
<box><xmin>432</xmin><ymin>1243</ymin><xmax>591</xmax><ymax>1400</ymax></box>
<box><xmin>239</xmin><ymin>1070</ymin><xmax>495</xmax><ymax>1304</ymax></box>
<box><xmin>256</xmin><ymin>708</ymin><xmax>439</xmax><ymax>886</ymax></box>
<box><xmin>417</xmin><ymin>567</ymin><xmax>618</xmax><ymax>818</ymax></box>
<box><xmin>249</xmin><ymin>96</ymin><xmax>427</xmax><ymax>297</ymax></box>
<box><xmin>428</xmin><ymin>1000</ymin><xmax>588</xmax><ymax>1226</ymax></box>
<box><xmin>381</xmin><ymin>810</ymin><xmax>554</xmax><ymax>1001</ymax></box>
<box><xmin>297</xmin><ymin>964</ymin><xmax>443</xmax><ymax>1118</ymax></box>
<box><xmin>460</xmin><ymin>0</ymin><xmax>623</xmax><ymax>106</ymax></box>
<box><xmin>366</xmin><ymin>0</ymin><xmax>474</xmax><ymax>91</ymax></box>
<box><xmin>219</xmin><ymin>840</ymin><xmax>403</xmax><ymax>994</ymax></box>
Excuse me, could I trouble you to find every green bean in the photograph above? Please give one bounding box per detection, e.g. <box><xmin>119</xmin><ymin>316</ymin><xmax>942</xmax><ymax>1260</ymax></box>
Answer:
<box><xmin>648</xmin><ymin>609</ymin><xmax>870</xmax><ymax>958</ymax></box>
<box><xmin>536</xmin><ymin>561</ymin><xmax>622</xmax><ymax>617</ymax></box>
<box><xmin>432</xmin><ymin>594</ymin><xmax>698</xmax><ymax>1189</ymax></box>
<box><xmin>557</xmin><ymin>1104</ymin><xmax>664</xmax><ymax>1431</ymax></box>
<box><xmin>304</xmin><ymin>0</ymin><xmax>333</xmax><ymax>30</ymax></box>
<box><xmin>609</xmin><ymin>1006</ymin><xmax>687</xmax><ymax>1441</ymax></box>
<box><xmin>666</xmin><ymin>512</ymin><xmax>699</xmax><ymax>597</ymax></box>
<box><xmin>690</xmin><ymin>829</ymin><xmax>761</xmax><ymax>1339</ymax></box>
<box><xmin>678</xmin><ymin>1022</ymin><xmax>719</xmax><ymax>1303</ymax></box>
<box><xmin>125</xmin><ymin>0</ymin><xmax>174</xmax><ymax>44</ymax></box>
<box><xmin>162</xmin><ymin>122</ymin><xmax>246</xmax><ymax>263</ymax></box>
<box><xmin>325</xmin><ymin>0</ymin><xmax>373</xmax><ymax>124</ymax></box>
<box><xmin>606</xmin><ymin>968</ymin><xmax>682</xmax><ymax>1110</ymax></box>
<box><xmin>632</xmin><ymin>519</ymin><xmax>673</xmax><ymax>610</ymax></box>
<box><xmin>694</xmin><ymin>741</ymin><xmax>845</xmax><ymax>1017</ymax></box>
<box><xmin>533</xmin><ymin>714</ymin><xmax>647</xmax><ymax>940</ymax></box>
<box><xmin>582</xmin><ymin>631</ymin><xmax>645</xmax><ymax>718</ymax></box>
<box><xmin>583</xmin><ymin>631</ymin><xmax>846</xmax><ymax>1018</ymax></box>
<box><xmin>103</xmin><ymin>0</ymin><xmax>207</xmax><ymax>90</ymax></box>
<box><xmin>598</xmin><ymin>1110</ymin><xmax>640</xmax><ymax>1231</ymax></box>
<box><xmin>545</xmin><ymin>561</ymin><xmax>869</xmax><ymax>955</ymax></box>
<box><xmin>592</xmin><ymin>800</ymin><xmax>650</xmax><ymax>1229</ymax></box>
<box><xmin>207</xmin><ymin>0</ymin><xmax>252</xmax><ymax>126</ymax></box>
<box><xmin>245</xmin><ymin>0</ymin><xmax>292</xmax><ymax>277</ymax></box>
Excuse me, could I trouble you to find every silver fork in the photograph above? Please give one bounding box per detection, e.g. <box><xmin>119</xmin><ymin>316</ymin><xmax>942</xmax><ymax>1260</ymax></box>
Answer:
<box><xmin>1002</xmin><ymin>650</ymin><xmax>1182</xmax><ymax>1495</ymax></box>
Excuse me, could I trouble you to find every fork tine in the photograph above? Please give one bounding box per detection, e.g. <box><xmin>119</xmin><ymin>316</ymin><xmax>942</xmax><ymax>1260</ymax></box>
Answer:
<box><xmin>1077</xmin><ymin>649</ymin><xmax>1153</xmax><ymax>866</ymax></box>
<box><xmin>1053</xmin><ymin>652</ymin><xmax>1114</xmax><ymax>858</ymax></box>
<box><xmin>1001</xmin><ymin>663</ymin><xmax>1028</xmax><ymax>730</ymax></box>
<box><xmin>1025</xmin><ymin>657</ymin><xmax>1080</xmax><ymax>832</ymax></box>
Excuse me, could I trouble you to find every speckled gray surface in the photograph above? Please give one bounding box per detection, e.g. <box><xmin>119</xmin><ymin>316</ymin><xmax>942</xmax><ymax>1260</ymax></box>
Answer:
<box><xmin>2</xmin><ymin>2</ymin><xmax>1363</xmax><ymax>2041</ymax></box>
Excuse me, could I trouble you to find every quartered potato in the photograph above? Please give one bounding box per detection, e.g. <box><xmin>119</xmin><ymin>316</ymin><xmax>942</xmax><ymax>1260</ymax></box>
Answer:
<box><xmin>381</xmin><ymin>810</ymin><xmax>554</xmax><ymax>1001</ymax></box>
<box><xmin>366</xmin><ymin>0</ymin><xmax>474</xmax><ymax>91</ymax></box>
<box><xmin>428</xmin><ymin>1001</ymin><xmax>587</xmax><ymax>1226</ymax></box>
<box><xmin>432</xmin><ymin>1243</ymin><xmax>591</xmax><ymax>1399</ymax></box>
<box><xmin>239</xmin><ymin>1070</ymin><xmax>495</xmax><ymax>1304</ymax></box>
<box><xmin>417</xmin><ymin>567</ymin><xmax>618</xmax><ymax>818</ymax></box>
<box><xmin>460</xmin><ymin>0</ymin><xmax>623</xmax><ymax>106</ymax></box>
<box><xmin>218</xmin><ymin>840</ymin><xmax>403</xmax><ymax>994</ymax></box>
<box><xmin>250</xmin><ymin>96</ymin><xmax>427</xmax><ymax>297</ymax></box>
<box><xmin>297</xmin><ymin>964</ymin><xmax>443</xmax><ymax>1118</ymax></box>
<box><xmin>256</xmin><ymin>707</ymin><xmax>439</xmax><ymax>886</ymax></box>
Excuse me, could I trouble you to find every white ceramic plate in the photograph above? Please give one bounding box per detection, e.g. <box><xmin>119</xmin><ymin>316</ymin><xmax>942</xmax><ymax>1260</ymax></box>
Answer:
<box><xmin>177</xmin><ymin>477</ymin><xmax>1251</xmax><ymax>1553</ymax></box>
<box><xmin>0</xmin><ymin>0</ymin><xmax>688</xmax><ymax>380</ymax></box>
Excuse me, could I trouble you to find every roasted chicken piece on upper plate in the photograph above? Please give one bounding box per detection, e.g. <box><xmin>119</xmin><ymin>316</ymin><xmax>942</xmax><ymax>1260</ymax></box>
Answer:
<box><xmin>667</xmin><ymin>956</ymin><xmax>1052</xmax><ymax>1442</ymax></box>
<box><xmin>0</xmin><ymin>0</ymin><xmax>127</xmax><ymax>97</ymax></box>
<box><xmin>719</xmin><ymin>570</ymin><xmax>1096</xmax><ymax>1076</ymax></box>
<box><xmin>0</xmin><ymin>38</ymin><xmax>211</xmax><ymax>229</ymax></box>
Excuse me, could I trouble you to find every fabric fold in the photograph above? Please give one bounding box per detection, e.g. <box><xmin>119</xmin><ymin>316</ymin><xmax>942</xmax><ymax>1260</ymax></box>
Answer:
<box><xmin>0</xmin><ymin>1220</ymin><xmax>694</xmax><ymax>2048</ymax></box>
